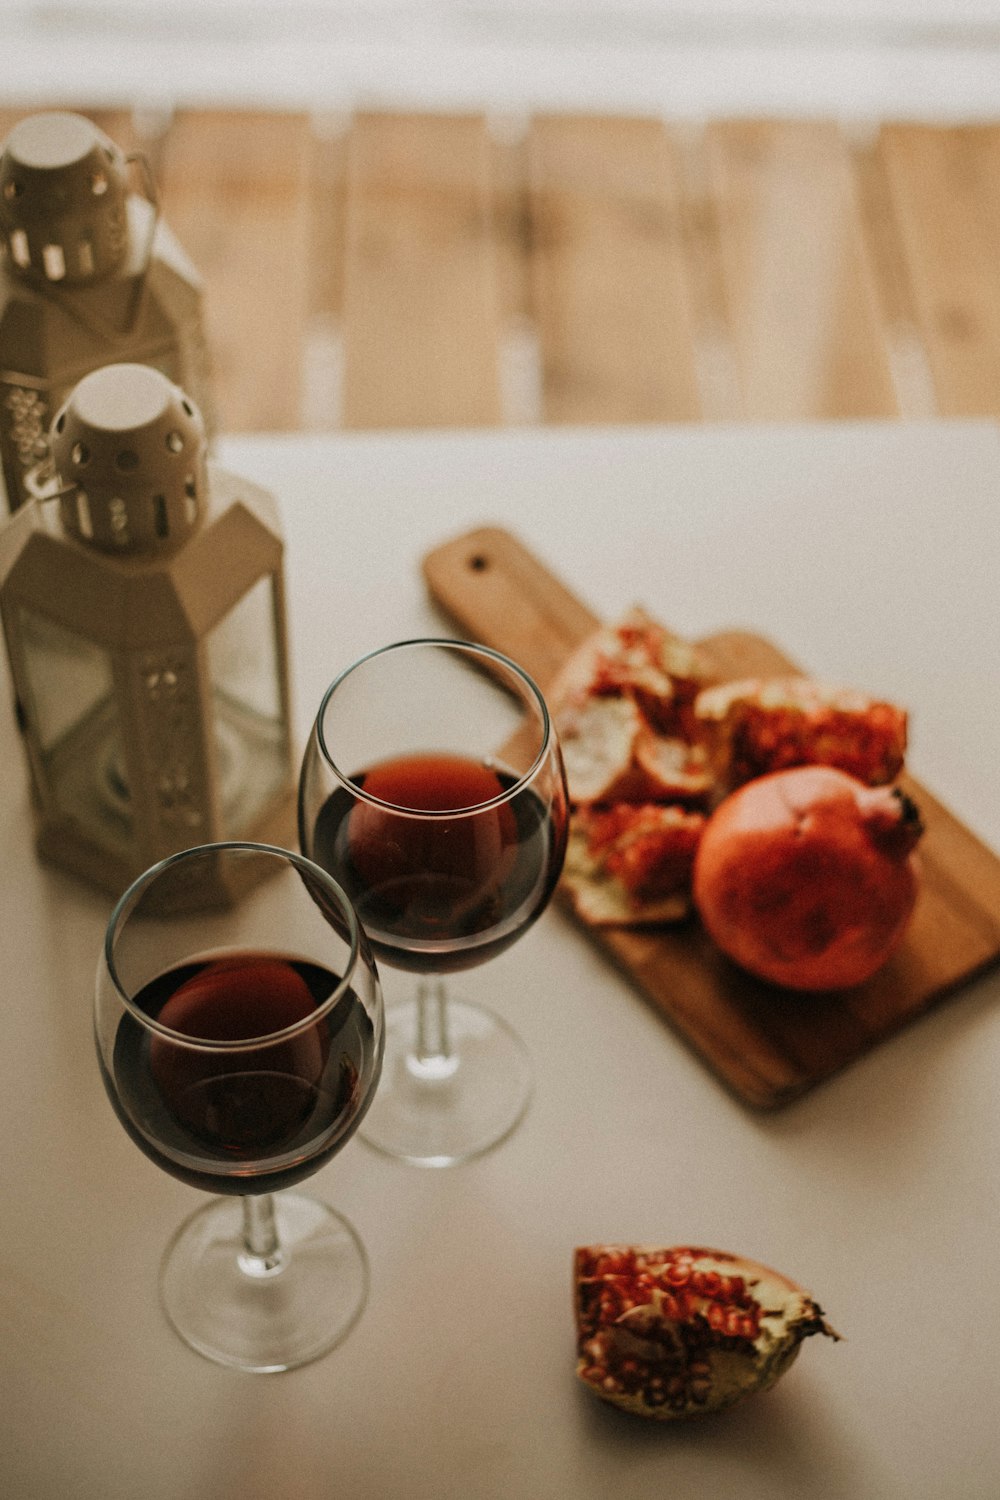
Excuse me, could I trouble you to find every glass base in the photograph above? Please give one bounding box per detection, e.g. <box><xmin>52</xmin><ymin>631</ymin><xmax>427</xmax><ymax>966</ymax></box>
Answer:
<box><xmin>359</xmin><ymin>996</ymin><xmax>532</xmax><ymax>1167</ymax></box>
<box><xmin>159</xmin><ymin>1193</ymin><xmax>368</xmax><ymax>1372</ymax></box>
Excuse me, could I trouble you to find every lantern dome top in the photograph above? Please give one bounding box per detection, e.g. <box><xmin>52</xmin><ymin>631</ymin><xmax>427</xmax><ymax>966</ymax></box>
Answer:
<box><xmin>74</xmin><ymin>361</ymin><xmax>177</xmax><ymax>432</ymax></box>
<box><xmin>6</xmin><ymin>112</ymin><xmax>97</xmax><ymax>171</ymax></box>
<box><xmin>52</xmin><ymin>364</ymin><xmax>208</xmax><ymax>557</ymax></box>
<box><xmin>0</xmin><ymin>112</ymin><xmax>130</xmax><ymax>285</ymax></box>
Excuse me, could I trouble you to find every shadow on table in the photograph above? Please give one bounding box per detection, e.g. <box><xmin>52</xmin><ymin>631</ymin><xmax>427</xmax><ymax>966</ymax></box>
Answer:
<box><xmin>572</xmin><ymin>1367</ymin><xmax>876</xmax><ymax>1496</ymax></box>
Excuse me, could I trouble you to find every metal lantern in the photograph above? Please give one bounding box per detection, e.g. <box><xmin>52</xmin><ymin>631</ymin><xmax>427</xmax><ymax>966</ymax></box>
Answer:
<box><xmin>0</xmin><ymin>111</ymin><xmax>213</xmax><ymax>515</ymax></box>
<box><xmin>0</xmin><ymin>364</ymin><xmax>294</xmax><ymax>904</ymax></box>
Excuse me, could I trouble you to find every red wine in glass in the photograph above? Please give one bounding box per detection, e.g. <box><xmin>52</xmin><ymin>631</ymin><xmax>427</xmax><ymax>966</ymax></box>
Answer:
<box><xmin>310</xmin><ymin>751</ymin><xmax>564</xmax><ymax>975</ymax></box>
<box><xmin>104</xmin><ymin>951</ymin><xmax>380</xmax><ymax>1196</ymax></box>
<box><xmin>298</xmin><ymin>638</ymin><xmax>570</xmax><ymax>1167</ymax></box>
<box><xmin>94</xmin><ymin>840</ymin><xmax>384</xmax><ymax>1372</ymax></box>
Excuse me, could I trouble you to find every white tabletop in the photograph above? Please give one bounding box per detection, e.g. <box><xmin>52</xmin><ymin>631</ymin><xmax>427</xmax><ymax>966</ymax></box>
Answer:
<box><xmin>3</xmin><ymin>418</ymin><xmax>999</xmax><ymax>1500</ymax></box>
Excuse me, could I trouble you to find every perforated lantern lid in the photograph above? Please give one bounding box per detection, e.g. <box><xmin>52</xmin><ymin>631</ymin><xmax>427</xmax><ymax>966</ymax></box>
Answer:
<box><xmin>0</xmin><ymin>112</ymin><xmax>130</xmax><ymax>284</ymax></box>
<box><xmin>51</xmin><ymin>364</ymin><xmax>208</xmax><ymax>556</ymax></box>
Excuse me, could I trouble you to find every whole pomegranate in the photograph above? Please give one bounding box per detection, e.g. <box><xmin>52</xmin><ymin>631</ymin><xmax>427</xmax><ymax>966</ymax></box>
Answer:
<box><xmin>693</xmin><ymin>765</ymin><xmax>923</xmax><ymax>990</ymax></box>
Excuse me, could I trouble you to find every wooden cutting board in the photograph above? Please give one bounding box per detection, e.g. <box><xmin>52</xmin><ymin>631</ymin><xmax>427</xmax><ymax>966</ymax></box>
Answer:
<box><xmin>423</xmin><ymin>525</ymin><xmax>1000</xmax><ymax>1109</ymax></box>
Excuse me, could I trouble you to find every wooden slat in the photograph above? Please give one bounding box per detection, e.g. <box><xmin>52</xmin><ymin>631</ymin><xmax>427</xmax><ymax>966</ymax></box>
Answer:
<box><xmin>851</xmin><ymin>135</ymin><xmax>940</xmax><ymax>419</ymax></box>
<box><xmin>308</xmin><ymin>118</ymin><xmax>349</xmax><ymax>324</ymax></box>
<box><xmin>155</xmin><ymin>109</ymin><xmax>313</xmax><ymax>433</ymax></box>
<box><xmin>878</xmin><ymin>123</ymin><xmax>1000</xmax><ymax>418</ymax></box>
<box><xmin>341</xmin><ymin>112</ymin><xmax>502</xmax><ymax>429</ymax></box>
<box><xmin>853</xmin><ymin>136</ymin><xmax>920</xmax><ymax>337</ymax></box>
<box><xmin>527</xmin><ymin>115</ymin><xmax>701</xmax><ymax>425</ymax></box>
<box><xmin>489</xmin><ymin>127</ymin><xmax>533</xmax><ymax>327</ymax></box>
<box><xmin>706</xmin><ymin>120</ymin><xmax>897</xmax><ymax>419</ymax></box>
<box><xmin>300</xmin><ymin>117</ymin><xmax>350</xmax><ymax>428</ymax></box>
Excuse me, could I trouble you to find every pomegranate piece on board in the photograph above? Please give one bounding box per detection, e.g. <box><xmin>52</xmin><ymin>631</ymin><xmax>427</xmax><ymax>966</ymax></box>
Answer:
<box><xmin>694</xmin><ymin>675</ymin><xmax>908</xmax><ymax>791</ymax></box>
<box><xmin>562</xmin><ymin>803</ymin><xmax>705</xmax><ymax>926</ymax></box>
<box><xmin>550</xmin><ymin>607</ymin><xmax>716</xmax><ymax>739</ymax></box>
<box><xmin>556</xmin><ymin>696</ymin><xmax>711</xmax><ymax>809</ymax></box>
<box><xmin>574</xmin><ymin>1244</ymin><xmax>839</xmax><ymax>1419</ymax></box>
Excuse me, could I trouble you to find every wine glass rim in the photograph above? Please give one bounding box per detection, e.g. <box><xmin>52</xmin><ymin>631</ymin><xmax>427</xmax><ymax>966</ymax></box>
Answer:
<box><xmin>103</xmin><ymin>840</ymin><xmax>364</xmax><ymax>1050</ymax></box>
<box><xmin>314</xmin><ymin>637</ymin><xmax>556</xmax><ymax>816</ymax></box>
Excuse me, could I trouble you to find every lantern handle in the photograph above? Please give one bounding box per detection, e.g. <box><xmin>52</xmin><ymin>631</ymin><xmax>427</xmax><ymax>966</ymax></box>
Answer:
<box><xmin>122</xmin><ymin>149</ymin><xmax>161</xmax><ymax>329</ymax></box>
<box><xmin>125</xmin><ymin>150</ymin><xmax>161</xmax><ymax>225</ymax></box>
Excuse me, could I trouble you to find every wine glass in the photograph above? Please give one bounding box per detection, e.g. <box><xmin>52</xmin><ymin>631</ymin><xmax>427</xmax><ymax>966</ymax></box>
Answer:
<box><xmin>298</xmin><ymin>638</ymin><xmax>569</xmax><ymax>1167</ymax></box>
<box><xmin>94</xmin><ymin>841</ymin><xmax>384</xmax><ymax>1373</ymax></box>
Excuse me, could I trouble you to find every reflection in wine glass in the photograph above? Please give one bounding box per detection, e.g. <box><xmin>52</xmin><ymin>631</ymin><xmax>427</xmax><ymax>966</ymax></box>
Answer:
<box><xmin>298</xmin><ymin>639</ymin><xmax>569</xmax><ymax>1167</ymax></box>
<box><xmin>94</xmin><ymin>841</ymin><xmax>384</xmax><ymax>1372</ymax></box>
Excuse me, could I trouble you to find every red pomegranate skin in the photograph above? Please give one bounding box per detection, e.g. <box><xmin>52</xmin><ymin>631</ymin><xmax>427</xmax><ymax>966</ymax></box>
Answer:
<box><xmin>693</xmin><ymin>765</ymin><xmax>923</xmax><ymax>990</ymax></box>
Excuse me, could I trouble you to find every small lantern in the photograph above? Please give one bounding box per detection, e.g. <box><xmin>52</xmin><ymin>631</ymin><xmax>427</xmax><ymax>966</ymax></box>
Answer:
<box><xmin>0</xmin><ymin>111</ymin><xmax>213</xmax><ymax>514</ymax></box>
<box><xmin>0</xmin><ymin>364</ymin><xmax>294</xmax><ymax>903</ymax></box>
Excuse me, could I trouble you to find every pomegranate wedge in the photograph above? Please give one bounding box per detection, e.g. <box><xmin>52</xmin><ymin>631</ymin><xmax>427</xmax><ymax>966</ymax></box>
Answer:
<box><xmin>574</xmin><ymin>1244</ymin><xmax>839</xmax><ymax>1419</ymax></box>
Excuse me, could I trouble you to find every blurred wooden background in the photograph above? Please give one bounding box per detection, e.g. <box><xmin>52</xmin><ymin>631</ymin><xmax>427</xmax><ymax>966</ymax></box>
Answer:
<box><xmin>6</xmin><ymin>106</ymin><xmax>1000</xmax><ymax>434</ymax></box>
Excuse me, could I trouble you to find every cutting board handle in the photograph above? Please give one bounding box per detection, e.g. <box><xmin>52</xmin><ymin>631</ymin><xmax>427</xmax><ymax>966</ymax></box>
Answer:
<box><xmin>423</xmin><ymin>525</ymin><xmax>599</xmax><ymax>691</ymax></box>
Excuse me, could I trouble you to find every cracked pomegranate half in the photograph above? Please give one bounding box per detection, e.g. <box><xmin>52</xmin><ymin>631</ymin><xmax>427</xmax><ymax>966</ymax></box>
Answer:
<box><xmin>574</xmin><ymin>1244</ymin><xmax>839</xmax><ymax>1419</ymax></box>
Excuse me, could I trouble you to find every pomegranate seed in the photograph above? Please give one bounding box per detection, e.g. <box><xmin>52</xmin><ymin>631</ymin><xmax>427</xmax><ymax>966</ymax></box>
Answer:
<box><xmin>596</xmin><ymin>1250</ymin><xmax>633</xmax><ymax>1276</ymax></box>
<box><xmin>675</xmin><ymin>1290</ymin><xmax>695</xmax><ymax>1320</ymax></box>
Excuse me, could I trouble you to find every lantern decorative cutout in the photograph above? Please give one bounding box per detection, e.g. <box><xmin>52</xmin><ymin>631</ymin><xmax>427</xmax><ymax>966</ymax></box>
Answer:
<box><xmin>0</xmin><ymin>364</ymin><xmax>294</xmax><ymax>905</ymax></box>
<box><xmin>0</xmin><ymin>111</ymin><xmax>213</xmax><ymax>515</ymax></box>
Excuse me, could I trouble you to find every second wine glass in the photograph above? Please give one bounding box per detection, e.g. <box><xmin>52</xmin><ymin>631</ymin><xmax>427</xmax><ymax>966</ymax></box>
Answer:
<box><xmin>298</xmin><ymin>639</ymin><xmax>569</xmax><ymax>1166</ymax></box>
<box><xmin>95</xmin><ymin>842</ymin><xmax>384</xmax><ymax>1372</ymax></box>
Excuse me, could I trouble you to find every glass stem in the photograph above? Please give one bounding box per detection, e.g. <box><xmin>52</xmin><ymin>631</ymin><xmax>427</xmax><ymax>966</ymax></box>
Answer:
<box><xmin>238</xmin><ymin>1193</ymin><xmax>286</xmax><ymax>1277</ymax></box>
<box><xmin>410</xmin><ymin>977</ymin><xmax>459</xmax><ymax>1080</ymax></box>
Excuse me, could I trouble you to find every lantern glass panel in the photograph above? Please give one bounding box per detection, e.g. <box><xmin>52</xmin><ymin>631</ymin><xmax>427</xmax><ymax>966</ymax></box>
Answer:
<box><xmin>205</xmin><ymin>574</ymin><xmax>288</xmax><ymax>838</ymax></box>
<box><xmin>18</xmin><ymin>607</ymin><xmax>135</xmax><ymax>854</ymax></box>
